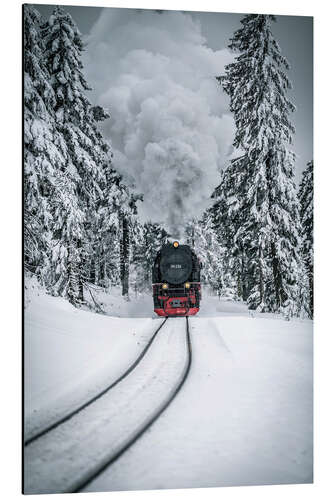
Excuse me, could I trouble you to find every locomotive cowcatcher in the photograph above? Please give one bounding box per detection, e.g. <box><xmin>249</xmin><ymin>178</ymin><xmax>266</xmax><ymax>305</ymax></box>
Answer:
<box><xmin>152</xmin><ymin>241</ymin><xmax>201</xmax><ymax>317</ymax></box>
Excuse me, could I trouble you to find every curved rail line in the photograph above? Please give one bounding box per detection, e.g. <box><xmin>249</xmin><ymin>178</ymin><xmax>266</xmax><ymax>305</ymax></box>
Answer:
<box><xmin>70</xmin><ymin>316</ymin><xmax>192</xmax><ymax>494</ymax></box>
<box><xmin>24</xmin><ymin>318</ymin><xmax>168</xmax><ymax>446</ymax></box>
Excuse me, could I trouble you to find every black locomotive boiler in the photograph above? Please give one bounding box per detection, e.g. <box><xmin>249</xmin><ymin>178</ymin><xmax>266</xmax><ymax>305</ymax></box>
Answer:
<box><xmin>152</xmin><ymin>241</ymin><xmax>201</xmax><ymax>317</ymax></box>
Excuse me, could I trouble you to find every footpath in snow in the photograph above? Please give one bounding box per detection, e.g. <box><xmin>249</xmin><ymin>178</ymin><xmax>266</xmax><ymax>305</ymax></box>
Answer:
<box><xmin>24</xmin><ymin>280</ymin><xmax>313</xmax><ymax>492</ymax></box>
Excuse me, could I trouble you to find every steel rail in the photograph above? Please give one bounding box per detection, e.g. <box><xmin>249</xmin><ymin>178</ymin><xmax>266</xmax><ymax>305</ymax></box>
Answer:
<box><xmin>24</xmin><ymin>318</ymin><xmax>168</xmax><ymax>446</ymax></box>
<box><xmin>70</xmin><ymin>316</ymin><xmax>192</xmax><ymax>493</ymax></box>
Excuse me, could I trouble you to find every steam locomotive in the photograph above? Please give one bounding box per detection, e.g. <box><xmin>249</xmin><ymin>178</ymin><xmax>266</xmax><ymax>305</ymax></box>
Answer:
<box><xmin>152</xmin><ymin>241</ymin><xmax>201</xmax><ymax>317</ymax></box>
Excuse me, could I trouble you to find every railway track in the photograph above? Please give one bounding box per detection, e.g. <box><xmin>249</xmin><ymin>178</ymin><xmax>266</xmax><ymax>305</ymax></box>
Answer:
<box><xmin>73</xmin><ymin>316</ymin><xmax>192</xmax><ymax>493</ymax></box>
<box><xmin>24</xmin><ymin>318</ymin><xmax>168</xmax><ymax>446</ymax></box>
<box><xmin>24</xmin><ymin>317</ymin><xmax>192</xmax><ymax>494</ymax></box>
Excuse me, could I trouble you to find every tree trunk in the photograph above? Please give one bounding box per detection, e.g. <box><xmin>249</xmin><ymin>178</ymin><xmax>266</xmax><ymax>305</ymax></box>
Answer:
<box><xmin>94</xmin><ymin>255</ymin><xmax>99</xmax><ymax>286</ymax></box>
<box><xmin>259</xmin><ymin>263</ymin><xmax>263</xmax><ymax>307</ymax></box>
<box><xmin>241</xmin><ymin>251</ymin><xmax>248</xmax><ymax>301</ymax></box>
<box><xmin>67</xmin><ymin>245</ymin><xmax>79</xmax><ymax>305</ymax></box>
<box><xmin>309</xmin><ymin>262</ymin><xmax>313</xmax><ymax>318</ymax></box>
<box><xmin>90</xmin><ymin>256</ymin><xmax>95</xmax><ymax>284</ymax></box>
<box><xmin>120</xmin><ymin>213</ymin><xmax>129</xmax><ymax>299</ymax></box>
<box><xmin>258</xmin><ymin>244</ymin><xmax>264</xmax><ymax>308</ymax></box>
<box><xmin>77</xmin><ymin>239</ymin><xmax>84</xmax><ymax>303</ymax></box>
<box><xmin>271</xmin><ymin>242</ymin><xmax>281</xmax><ymax>309</ymax></box>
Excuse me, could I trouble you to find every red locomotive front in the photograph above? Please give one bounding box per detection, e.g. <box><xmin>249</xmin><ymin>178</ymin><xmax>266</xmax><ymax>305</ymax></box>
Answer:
<box><xmin>152</xmin><ymin>241</ymin><xmax>201</xmax><ymax>317</ymax></box>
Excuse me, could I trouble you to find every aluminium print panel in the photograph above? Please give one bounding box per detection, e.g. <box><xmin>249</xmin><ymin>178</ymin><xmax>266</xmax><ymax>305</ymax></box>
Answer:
<box><xmin>23</xmin><ymin>3</ymin><xmax>313</xmax><ymax>495</ymax></box>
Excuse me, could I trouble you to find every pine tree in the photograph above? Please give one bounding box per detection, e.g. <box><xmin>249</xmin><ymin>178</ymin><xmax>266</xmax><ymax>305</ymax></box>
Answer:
<box><xmin>23</xmin><ymin>5</ymin><xmax>66</xmax><ymax>279</ymax></box>
<box><xmin>298</xmin><ymin>161</ymin><xmax>314</xmax><ymax>317</ymax></box>
<box><xmin>24</xmin><ymin>5</ymin><xmax>141</xmax><ymax>307</ymax></box>
<box><xmin>50</xmin><ymin>172</ymin><xmax>85</xmax><ymax>302</ymax></box>
<box><xmin>217</xmin><ymin>14</ymin><xmax>304</xmax><ymax>316</ymax></box>
<box><xmin>185</xmin><ymin>215</ymin><xmax>236</xmax><ymax>299</ymax></box>
<box><xmin>87</xmin><ymin>167</ymin><xmax>121</xmax><ymax>288</ymax></box>
<box><xmin>41</xmin><ymin>7</ymin><xmax>113</xmax><ymax>304</ymax></box>
<box><xmin>129</xmin><ymin>221</ymin><xmax>145</xmax><ymax>294</ymax></box>
<box><xmin>210</xmin><ymin>157</ymin><xmax>249</xmax><ymax>301</ymax></box>
<box><xmin>119</xmin><ymin>212</ymin><xmax>130</xmax><ymax>298</ymax></box>
<box><xmin>131</xmin><ymin>222</ymin><xmax>169</xmax><ymax>292</ymax></box>
<box><xmin>118</xmin><ymin>192</ymin><xmax>143</xmax><ymax>299</ymax></box>
<box><xmin>42</xmin><ymin>7</ymin><xmax>108</xmax><ymax>200</ymax></box>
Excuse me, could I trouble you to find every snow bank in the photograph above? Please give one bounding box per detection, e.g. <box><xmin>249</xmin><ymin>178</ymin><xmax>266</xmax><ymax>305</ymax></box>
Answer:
<box><xmin>24</xmin><ymin>278</ymin><xmax>163</xmax><ymax>439</ymax></box>
<box><xmin>83</xmin><ymin>284</ymin><xmax>155</xmax><ymax>318</ymax></box>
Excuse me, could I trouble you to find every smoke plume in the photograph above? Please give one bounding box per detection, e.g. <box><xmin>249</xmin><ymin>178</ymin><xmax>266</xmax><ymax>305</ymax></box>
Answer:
<box><xmin>84</xmin><ymin>8</ymin><xmax>235</xmax><ymax>237</ymax></box>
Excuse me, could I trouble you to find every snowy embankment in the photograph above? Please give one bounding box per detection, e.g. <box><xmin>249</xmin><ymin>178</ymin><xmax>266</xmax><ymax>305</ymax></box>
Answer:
<box><xmin>24</xmin><ymin>279</ymin><xmax>313</xmax><ymax>492</ymax></box>
<box><xmin>24</xmin><ymin>278</ymin><xmax>162</xmax><ymax>440</ymax></box>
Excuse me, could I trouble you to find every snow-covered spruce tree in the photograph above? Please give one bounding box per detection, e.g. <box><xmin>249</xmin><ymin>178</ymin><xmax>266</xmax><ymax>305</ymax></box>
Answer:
<box><xmin>41</xmin><ymin>7</ymin><xmax>114</xmax><ymax>304</ymax></box>
<box><xmin>86</xmin><ymin>167</ymin><xmax>141</xmax><ymax>296</ymax></box>
<box><xmin>131</xmin><ymin>222</ymin><xmax>169</xmax><ymax>292</ymax></box>
<box><xmin>23</xmin><ymin>5</ymin><xmax>66</xmax><ymax>281</ymax></box>
<box><xmin>185</xmin><ymin>215</ymin><xmax>236</xmax><ymax>299</ymax></box>
<box><xmin>217</xmin><ymin>14</ymin><xmax>304</xmax><ymax>316</ymax></box>
<box><xmin>87</xmin><ymin>166</ymin><xmax>121</xmax><ymax>289</ymax></box>
<box><xmin>210</xmin><ymin>157</ymin><xmax>249</xmax><ymax>301</ymax></box>
<box><xmin>119</xmin><ymin>212</ymin><xmax>130</xmax><ymax>299</ymax></box>
<box><xmin>118</xmin><ymin>192</ymin><xmax>143</xmax><ymax>299</ymax></box>
<box><xmin>298</xmin><ymin>160</ymin><xmax>314</xmax><ymax>317</ymax></box>
<box><xmin>84</xmin><ymin>108</ymin><xmax>122</xmax><ymax>290</ymax></box>
<box><xmin>142</xmin><ymin>222</ymin><xmax>169</xmax><ymax>285</ymax></box>
<box><xmin>129</xmin><ymin>221</ymin><xmax>145</xmax><ymax>294</ymax></box>
<box><xmin>50</xmin><ymin>171</ymin><xmax>85</xmax><ymax>302</ymax></box>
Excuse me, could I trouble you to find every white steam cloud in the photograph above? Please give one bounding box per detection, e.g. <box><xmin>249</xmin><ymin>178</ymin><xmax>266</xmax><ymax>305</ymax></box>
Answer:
<box><xmin>84</xmin><ymin>9</ymin><xmax>235</xmax><ymax>237</ymax></box>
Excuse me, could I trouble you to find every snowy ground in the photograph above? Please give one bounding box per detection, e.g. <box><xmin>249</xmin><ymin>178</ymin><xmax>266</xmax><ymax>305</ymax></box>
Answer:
<box><xmin>24</xmin><ymin>279</ymin><xmax>162</xmax><ymax>441</ymax></box>
<box><xmin>24</xmin><ymin>279</ymin><xmax>313</xmax><ymax>493</ymax></box>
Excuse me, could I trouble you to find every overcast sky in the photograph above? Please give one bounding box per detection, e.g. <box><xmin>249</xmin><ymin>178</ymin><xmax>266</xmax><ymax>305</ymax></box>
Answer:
<box><xmin>34</xmin><ymin>4</ymin><xmax>313</xmax><ymax>235</ymax></box>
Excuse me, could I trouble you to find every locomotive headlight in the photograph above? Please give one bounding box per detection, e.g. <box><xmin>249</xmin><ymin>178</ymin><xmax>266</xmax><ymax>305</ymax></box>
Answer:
<box><xmin>162</xmin><ymin>283</ymin><xmax>168</xmax><ymax>290</ymax></box>
<box><xmin>173</xmin><ymin>241</ymin><xmax>179</xmax><ymax>248</ymax></box>
<box><xmin>185</xmin><ymin>282</ymin><xmax>190</xmax><ymax>289</ymax></box>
